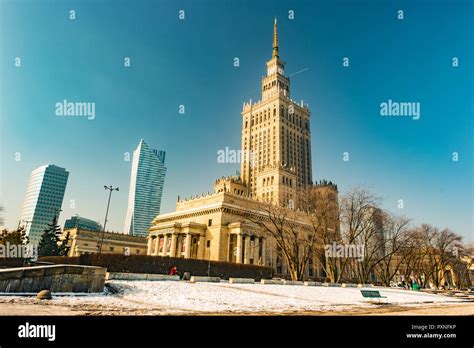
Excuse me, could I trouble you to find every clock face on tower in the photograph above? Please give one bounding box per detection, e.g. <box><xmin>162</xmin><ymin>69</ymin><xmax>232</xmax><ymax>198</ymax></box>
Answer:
<box><xmin>268</xmin><ymin>66</ymin><xmax>275</xmax><ymax>75</ymax></box>
<box><xmin>278</xmin><ymin>66</ymin><xmax>284</xmax><ymax>74</ymax></box>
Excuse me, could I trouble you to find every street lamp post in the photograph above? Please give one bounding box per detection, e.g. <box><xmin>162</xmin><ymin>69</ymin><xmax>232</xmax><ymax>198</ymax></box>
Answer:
<box><xmin>51</xmin><ymin>208</ymin><xmax>62</xmax><ymax>223</ymax></box>
<box><xmin>18</xmin><ymin>219</ymin><xmax>32</xmax><ymax>231</ymax></box>
<box><xmin>23</xmin><ymin>220</ymin><xmax>32</xmax><ymax>232</ymax></box>
<box><xmin>99</xmin><ymin>185</ymin><xmax>119</xmax><ymax>254</ymax></box>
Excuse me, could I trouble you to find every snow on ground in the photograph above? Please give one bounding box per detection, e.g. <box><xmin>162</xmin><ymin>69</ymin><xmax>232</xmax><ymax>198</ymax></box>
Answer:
<box><xmin>35</xmin><ymin>281</ymin><xmax>468</xmax><ymax>315</ymax></box>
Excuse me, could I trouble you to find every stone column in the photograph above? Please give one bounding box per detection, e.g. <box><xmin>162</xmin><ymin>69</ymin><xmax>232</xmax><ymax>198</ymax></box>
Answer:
<box><xmin>261</xmin><ymin>238</ymin><xmax>267</xmax><ymax>266</ymax></box>
<box><xmin>70</xmin><ymin>238</ymin><xmax>78</xmax><ymax>257</ymax></box>
<box><xmin>199</xmin><ymin>235</ymin><xmax>206</xmax><ymax>259</ymax></box>
<box><xmin>268</xmin><ymin>245</ymin><xmax>273</xmax><ymax>267</ymax></box>
<box><xmin>254</xmin><ymin>237</ymin><xmax>260</xmax><ymax>265</ymax></box>
<box><xmin>163</xmin><ymin>234</ymin><xmax>169</xmax><ymax>256</ymax></box>
<box><xmin>147</xmin><ymin>236</ymin><xmax>153</xmax><ymax>255</ymax></box>
<box><xmin>185</xmin><ymin>234</ymin><xmax>192</xmax><ymax>258</ymax></box>
<box><xmin>236</xmin><ymin>234</ymin><xmax>243</xmax><ymax>264</ymax></box>
<box><xmin>244</xmin><ymin>235</ymin><xmax>250</xmax><ymax>264</ymax></box>
<box><xmin>154</xmin><ymin>236</ymin><xmax>160</xmax><ymax>256</ymax></box>
<box><xmin>177</xmin><ymin>235</ymin><xmax>183</xmax><ymax>257</ymax></box>
<box><xmin>170</xmin><ymin>233</ymin><xmax>177</xmax><ymax>257</ymax></box>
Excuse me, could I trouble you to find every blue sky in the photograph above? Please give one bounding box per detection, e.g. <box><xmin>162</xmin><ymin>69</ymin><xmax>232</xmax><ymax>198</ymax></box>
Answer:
<box><xmin>1</xmin><ymin>0</ymin><xmax>472</xmax><ymax>241</ymax></box>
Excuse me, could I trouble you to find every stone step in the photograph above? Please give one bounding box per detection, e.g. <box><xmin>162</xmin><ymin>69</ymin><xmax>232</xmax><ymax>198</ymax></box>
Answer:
<box><xmin>190</xmin><ymin>276</ymin><xmax>221</xmax><ymax>283</ymax></box>
<box><xmin>342</xmin><ymin>283</ymin><xmax>358</xmax><ymax>288</ymax></box>
<box><xmin>260</xmin><ymin>279</ymin><xmax>284</xmax><ymax>285</ymax></box>
<box><xmin>323</xmin><ymin>283</ymin><xmax>341</xmax><ymax>287</ymax></box>
<box><xmin>357</xmin><ymin>284</ymin><xmax>373</xmax><ymax>288</ymax></box>
<box><xmin>229</xmin><ymin>278</ymin><xmax>255</xmax><ymax>284</ymax></box>
<box><xmin>283</xmin><ymin>280</ymin><xmax>304</xmax><ymax>286</ymax></box>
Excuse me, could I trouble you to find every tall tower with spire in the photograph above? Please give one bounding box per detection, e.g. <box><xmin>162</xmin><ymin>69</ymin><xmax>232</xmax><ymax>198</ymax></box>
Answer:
<box><xmin>272</xmin><ymin>17</ymin><xmax>279</xmax><ymax>58</ymax></box>
<box><xmin>240</xmin><ymin>19</ymin><xmax>312</xmax><ymax>205</ymax></box>
<box><xmin>262</xmin><ymin>18</ymin><xmax>290</xmax><ymax>101</ymax></box>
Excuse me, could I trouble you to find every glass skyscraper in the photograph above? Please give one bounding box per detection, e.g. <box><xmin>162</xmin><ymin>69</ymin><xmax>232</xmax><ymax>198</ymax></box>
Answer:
<box><xmin>19</xmin><ymin>164</ymin><xmax>69</xmax><ymax>245</ymax></box>
<box><xmin>124</xmin><ymin>139</ymin><xmax>167</xmax><ymax>237</ymax></box>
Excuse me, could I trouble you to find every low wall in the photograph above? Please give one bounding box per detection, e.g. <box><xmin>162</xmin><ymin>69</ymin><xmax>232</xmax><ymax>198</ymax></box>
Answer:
<box><xmin>0</xmin><ymin>258</ymin><xmax>25</xmax><ymax>269</ymax></box>
<box><xmin>0</xmin><ymin>264</ymin><xmax>106</xmax><ymax>293</ymax></box>
<box><xmin>190</xmin><ymin>276</ymin><xmax>221</xmax><ymax>283</ymax></box>
<box><xmin>106</xmin><ymin>272</ymin><xmax>179</xmax><ymax>281</ymax></box>
<box><xmin>40</xmin><ymin>254</ymin><xmax>273</xmax><ymax>281</ymax></box>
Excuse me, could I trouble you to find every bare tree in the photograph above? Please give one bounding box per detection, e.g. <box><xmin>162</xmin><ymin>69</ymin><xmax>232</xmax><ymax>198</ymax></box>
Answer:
<box><xmin>429</xmin><ymin>228</ymin><xmax>463</xmax><ymax>288</ymax></box>
<box><xmin>450</xmin><ymin>247</ymin><xmax>472</xmax><ymax>289</ymax></box>
<box><xmin>249</xmin><ymin>185</ymin><xmax>339</xmax><ymax>281</ymax></box>
<box><xmin>338</xmin><ymin>187</ymin><xmax>380</xmax><ymax>283</ymax></box>
<box><xmin>375</xmin><ymin>214</ymin><xmax>411</xmax><ymax>286</ymax></box>
<box><xmin>399</xmin><ymin>225</ymin><xmax>464</xmax><ymax>289</ymax></box>
<box><xmin>398</xmin><ymin>226</ymin><xmax>433</xmax><ymax>288</ymax></box>
<box><xmin>249</xmin><ymin>202</ymin><xmax>312</xmax><ymax>281</ymax></box>
<box><xmin>297</xmin><ymin>185</ymin><xmax>340</xmax><ymax>282</ymax></box>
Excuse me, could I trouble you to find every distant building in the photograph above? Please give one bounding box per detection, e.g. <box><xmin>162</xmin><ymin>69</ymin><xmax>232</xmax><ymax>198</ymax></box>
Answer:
<box><xmin>124</xmin><ymin>139</ymin><xmax>167</xmax><ymax>237</ymax></box>
<box><xmin>19</xmin><ymin>164</ymin><xmax>69</xmax><ymax>245</ymax></box>
<box><xmin>62</xmin><ymin>227</ymin><xmax>147</xmax><ymax>256</ymax></box>
<box><xmin>64</xmin><ymin>216</ymin><xmax>101</xmax><ymax>232</ymax></box>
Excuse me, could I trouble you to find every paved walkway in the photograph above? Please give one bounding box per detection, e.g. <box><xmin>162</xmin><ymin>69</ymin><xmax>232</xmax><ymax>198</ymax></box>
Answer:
<box><xmin>0</xmin><ymin>302</ymin><xmax>472</xmax><ymax>316</ymax></box>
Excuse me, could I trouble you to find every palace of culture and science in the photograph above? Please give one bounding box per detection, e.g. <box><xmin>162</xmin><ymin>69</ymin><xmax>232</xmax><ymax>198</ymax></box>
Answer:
<box><xmin>148</xmin><ymin>20</ymin><xmax>338</xmax><ymax>277</ymax></box>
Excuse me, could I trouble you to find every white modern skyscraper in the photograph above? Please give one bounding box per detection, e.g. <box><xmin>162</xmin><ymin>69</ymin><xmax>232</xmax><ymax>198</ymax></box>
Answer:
<box><xmin>124</xmin><ymin>140</ymin><xmax>167</xmax><ymax>237</ymax></box>
<box><xmin>19</xmin><ymin>164</ymin><xmax>69</xmax><ymax>245</ymax></box>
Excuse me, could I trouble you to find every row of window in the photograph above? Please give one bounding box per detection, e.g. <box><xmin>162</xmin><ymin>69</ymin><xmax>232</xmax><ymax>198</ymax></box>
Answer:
<box><xmin>282</xmin><ymin>176</ymin><xmax>293</xmax><ymax>187</ymax></box>
<box><xmin>245</xmin><ymin>105</ymin><xmax>309</xmax><ymax>131</ymax></box>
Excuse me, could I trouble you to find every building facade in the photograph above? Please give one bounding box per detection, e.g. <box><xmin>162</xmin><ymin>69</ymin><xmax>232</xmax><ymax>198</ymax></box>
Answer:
<box><xmin>240</xmin><ymin>19</ymin><xmax>312</xmax><ymax>206</ymax></box>
<box><xmin>64</xmin><ymin>215</ymin><xmax>102</xmax><ymax>232</ymax></box>
<box><xmin>148</xmin><ymin>20</ymin><xmax>337</xmax><ymax>278</ymax></box>
<box><xmin>124</xmin><ymin>139</ymin><xmax>167</xmax><ymax>237</ymax></box>
<box><xmin>62</xmin><ymin>227</ymin><xmax>147</xmax><ymax>256</ymax></box>
<box><xmin>18</xmin><ymin>164</ymin><xmax>69</xmax><ymax>245</ymax></box>
<box><xmin>149</xmin><ymin>180</ymin><xmax>336</xmax><ymax>277</ymax></box>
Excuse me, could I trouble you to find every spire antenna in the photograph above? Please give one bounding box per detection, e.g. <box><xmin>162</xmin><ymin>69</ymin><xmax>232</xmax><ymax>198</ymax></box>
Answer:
<box><xmin>272</xmin><ymin>17</ymin><xmax>279</xmax><ymax>58</ymax></box>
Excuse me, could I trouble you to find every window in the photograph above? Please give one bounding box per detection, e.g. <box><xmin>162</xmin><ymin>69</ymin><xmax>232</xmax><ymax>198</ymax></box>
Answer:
<box><xmin>208</xmin><ymin>219</ymin><xmax>212</xmax><ymax>226</ymax></box>
<box><xmin>207</xmin><ymin>240</ymin><xmax>211</xmax><ymax>248</ymax></box>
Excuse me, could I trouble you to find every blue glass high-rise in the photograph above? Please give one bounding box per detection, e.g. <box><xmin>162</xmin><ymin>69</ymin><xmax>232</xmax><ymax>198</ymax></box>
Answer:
<box><xmin>124</xmin><ymin>140</ymin><xmax>167</xmax><ymax>237</ymax></box>
<box><xmin>19</xmin><ymin>164</ymin><xmax>69</xmax><ymax>245</ymax></box>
